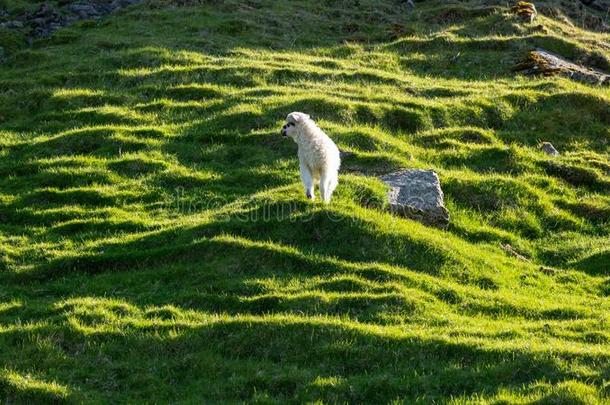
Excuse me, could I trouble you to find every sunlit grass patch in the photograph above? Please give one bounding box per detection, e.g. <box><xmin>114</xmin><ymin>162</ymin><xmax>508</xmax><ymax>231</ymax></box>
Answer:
<box><xmin>0</xmin><ymin>0</ymin><xmax>608</xmax><ymax>402</ymax></box>
<box><xmin>0</xmin><ymin>369</ymin><xmax>71</xmax><ymax>403</ymax></box>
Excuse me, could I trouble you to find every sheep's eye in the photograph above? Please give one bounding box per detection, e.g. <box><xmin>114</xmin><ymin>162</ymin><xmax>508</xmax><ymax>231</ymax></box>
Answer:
<box><xmin>287</xmin><ymin>122</ymin><xmax>294</xmax><ymax>127</ymax></box>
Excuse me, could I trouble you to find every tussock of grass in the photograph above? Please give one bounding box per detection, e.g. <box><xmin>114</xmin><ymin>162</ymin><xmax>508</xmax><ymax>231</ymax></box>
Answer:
<box><xmin>0</xmin><ymin>0</ymin><xmax>609</xmax><ymax>402</ymax></box>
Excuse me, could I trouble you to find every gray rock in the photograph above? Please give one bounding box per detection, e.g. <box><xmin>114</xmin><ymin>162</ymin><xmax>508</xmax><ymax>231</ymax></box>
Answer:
<box><xmin>70</xmin><ymin>4</ymin><xmax>97</xmax><ymax>12</ymax></box>
<box><xmin>33</xmin><ymin>4</ymin><xmax>54</xmax><ymax>18</ymax></box>
<box><xmin>5</xmin><ymin>20</ymin><xmax>24</xmax><ymax>29</ymax></box>
<box><xmin>31</xmin><ymin>18</ymin><xmax>47</xmax><ymax>26</ymax></box>
<box><xmin>99</xmin><ymin>4</ymin><xmax>114</xmax><ymax>13</ymax></box>
<box><xmin>514</xmin><ymin>49</ymin><xmax>610</xmax><ymax>86</ymax></box>
<box><xmin>540</xmin><ymin>142</ymin><xmax>559</xmax><ymax>156</ymax></box>
<box><xmin>3</xmin><ymin>0</ymin><xmax>144</xmax><ymax>40</ymax></box>
<box><xmin>380</xmin><ymin>169</ymin><xmax>449</xmax><ymax>229</ymax></box>
<box><xmin>68</xmin><ymin>4</ymin><xmax>98</xmax><ymax>18</ymax></box>
<box><xmin>111</xmin><ymin>0</ymin><xmax>136</xmax><ymax>7</ymax></box>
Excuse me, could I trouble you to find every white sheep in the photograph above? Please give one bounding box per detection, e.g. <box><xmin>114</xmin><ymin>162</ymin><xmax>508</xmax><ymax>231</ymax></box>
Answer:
<box><xmin>280</xmin><ymin>112</ymin><xmax>341</xmax><ymax>202</ymax></box>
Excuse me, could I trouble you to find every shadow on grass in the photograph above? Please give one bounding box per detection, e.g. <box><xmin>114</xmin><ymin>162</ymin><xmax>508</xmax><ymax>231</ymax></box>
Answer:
<box><xmin>0</xmin><ymin>300</ymin><xmax>591</xmax><ymax>403</ymax></box>
<box><xmin>7</xmin><ymin>200</ymin><xmax>452</xmax><ymax>283</ymax></box>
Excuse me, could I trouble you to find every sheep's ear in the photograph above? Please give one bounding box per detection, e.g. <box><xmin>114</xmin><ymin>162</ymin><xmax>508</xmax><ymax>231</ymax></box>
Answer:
<box><xmin>288</xmin><ymin>112</ymin><xmax>310</xmax><ymax>123</ymax></box>
<box><xmin>295</xmin><ymin>113</ymin><xmax>310</xmax><ymax>122</ymax></box>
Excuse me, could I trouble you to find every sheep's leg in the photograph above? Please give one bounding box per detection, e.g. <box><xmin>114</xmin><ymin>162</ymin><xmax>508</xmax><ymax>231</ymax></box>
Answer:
<box><xmin>327</xmin><ymin>171</ymin><xmax>338</xmax><ymax>202</ymax></box>
<box><xmin>319</xmin><ymin>174</ymin><xmax>327</xmax><ymax>202</ymax></box>
<box><xmin>300</xmin><ymin>163</ymin><xmax>315</xmax><ymax>200</ymax></box>
<box><xmin>320</xmin><ymin>169</ymin><xmax>337</xmax><ymax>203</ymax></box>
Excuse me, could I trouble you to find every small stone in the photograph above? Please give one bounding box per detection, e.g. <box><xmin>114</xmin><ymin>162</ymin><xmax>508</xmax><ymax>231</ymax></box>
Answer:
<box><xmin>540</xmin><ymin>142</ymin><xmax>559</xmax><ymax>156</ymax></box>
<box><xmin>33</xmin><ymin>4</ymin><xmax>55</xmax><ymax>18</ymax></box>
<box><xmin>70</xmin><ymin>4</ymin><xmax>95</xmax><ymax>12</ymax></box>
<box><xmin>70</xmin><ymin>4</ymin><xmax>101</xmax><ymax>18</ymax></box>
<box><xmin>110</xmin><ymin>0</ymin><xmax>121</xmax><ymax>8</ymax></box>
<box><xmin>34</xmin><ymin>27</ymin><xmax>52</xmax><ymax>37</ymax></box>
<box><xmin>512</xmin><ymin>1</ymin><xmax>537</xmax><ymax>22</ymax></box>
<box><xmin>501</xmin><ymin>243</ymin><xmax>531</xmax><ymax>262</ymax></box>
<box><xmin>380</xmin><ymin>169</ymin><xmax>449</xmax><ymax>229</ymax></box>
<box><xmin>99</xmin><ymin>4</ymin><xmax>114</xmax><ymax>13</ymax></box>
<box><xmin>540</xmin><ymin>266</ymin><xmax>560</xmax><ymax>275</ymax></box>
<box><xmin>533</xmin><ymin>24</ymin><xmax>547</xmax><ymax>33</ymax></box>
<box><xmin>5</xmin><ymin>20</ymin><xmax>24</xmax><ymax>29</ymax></box>
<box><xmin>112</xmin><ymin>0</ymin><xmax>138</xmax><ymax>8</ymax></box>
<box><xmin>31</xmin><ymin>17</ymin><xmax>47</xmax><ymax>26</ymax></box>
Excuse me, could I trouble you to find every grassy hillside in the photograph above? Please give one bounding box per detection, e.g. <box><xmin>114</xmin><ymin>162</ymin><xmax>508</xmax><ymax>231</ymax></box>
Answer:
<box><xmin>1</xmin><ymin>0</ymin><xmax>609</xmax><ymax>402</ymax></box>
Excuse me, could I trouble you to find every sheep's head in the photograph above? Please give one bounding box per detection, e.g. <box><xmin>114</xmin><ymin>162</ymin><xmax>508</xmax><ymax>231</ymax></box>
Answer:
<box><xmin>280</xmin><ymin>112</ymin><xmax>311</xmax><ymax>140</ymax></box>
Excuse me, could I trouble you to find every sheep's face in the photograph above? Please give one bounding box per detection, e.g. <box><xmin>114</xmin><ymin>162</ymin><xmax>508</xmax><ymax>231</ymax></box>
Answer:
<box><xmin>280</xmin><ymin>112</ymin><xmax>310</xmax><ymax>140</ymax></box>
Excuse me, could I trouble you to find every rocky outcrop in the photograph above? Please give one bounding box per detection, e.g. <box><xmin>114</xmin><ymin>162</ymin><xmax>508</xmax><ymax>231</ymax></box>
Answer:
<box><xmin>380</xmin><ymin>169</ymin><xmax>449</xmax><ymax>229</ymax></box>
<box><xmin>513</xmin><ymin>49</ymin><xmax>610</xmax><ymax>86</ymax></box>
<box><xmin>0</xmin><ymin>0</ymin><xmax>142</xmax><ymax>39</ymax></box>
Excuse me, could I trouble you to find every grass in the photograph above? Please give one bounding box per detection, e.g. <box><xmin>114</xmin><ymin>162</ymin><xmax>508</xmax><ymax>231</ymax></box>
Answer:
<box><xmin>0</xmin><ymin>0</ymin><xmax>609</xmax><ymax>402</ymax></box>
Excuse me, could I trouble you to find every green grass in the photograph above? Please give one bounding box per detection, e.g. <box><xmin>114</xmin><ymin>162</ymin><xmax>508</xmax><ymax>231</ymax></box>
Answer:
<box><xmin>0</xmin><ymin>0</ymin><xmax>609</xmax><ymax>402</ymax></box>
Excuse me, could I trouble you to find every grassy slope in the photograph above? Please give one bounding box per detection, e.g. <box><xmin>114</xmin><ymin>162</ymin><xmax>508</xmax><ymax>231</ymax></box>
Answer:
<box><xmin>0</xmin><ymin>0</ymin><xmax>609</xmax><ymax>402</ymax></box>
